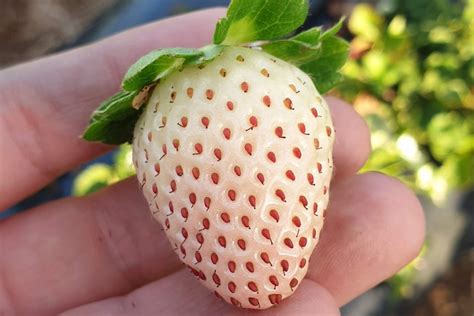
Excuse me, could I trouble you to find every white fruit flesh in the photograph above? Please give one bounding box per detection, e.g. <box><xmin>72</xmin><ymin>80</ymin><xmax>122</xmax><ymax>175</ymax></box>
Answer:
<box><xmin>133</xmin><ymin>46</ymin><xmax>334</xmax><ymax>309</ymax></box>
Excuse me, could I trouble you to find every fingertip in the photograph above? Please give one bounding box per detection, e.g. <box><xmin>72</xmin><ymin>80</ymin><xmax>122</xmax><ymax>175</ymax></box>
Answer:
<box><xmin>326</xmin><ymin>96</ymin><xmax>371</xmax><ymax>180</ymax></box>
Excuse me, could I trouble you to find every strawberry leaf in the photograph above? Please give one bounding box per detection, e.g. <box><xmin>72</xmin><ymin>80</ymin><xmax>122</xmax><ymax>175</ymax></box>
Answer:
<box><xmin>213</xmin><ymin>0</ymin><xmax>309</xmax><ymax>45</ymax></box>
<box><xmin>82</xmin><ymin>90</ymin><xmax>142</xmax><ymax>144</ymax></box>
<box><xmin>261</xmin><ymin>19</ymin><xmax>349</xmax><ymax>93</ymax></box>
<box><xmin>122</xmin><ymin>45</ymin><xmax>225</xmax><ymax>91</ymax></box>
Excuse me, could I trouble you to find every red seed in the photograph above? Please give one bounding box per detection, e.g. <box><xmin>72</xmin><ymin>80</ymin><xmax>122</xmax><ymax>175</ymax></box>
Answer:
<box><xmin>211</xmin><ymin>253</ymin><xmax>219</xmax><ymax>264</ymax></box>
<box><xmin>241</xmin><ymin>81</ymin><xmax>249</xmax><ymax>92</ymax></box>
<box><xmin>226</xmin><ymin>101</ymin><xmax>234</xmax><ymax>110</ymax></box>
<box><xmin>246</xmin><ymin>262</ymin><xmax>254</xmax><ymax>272</ymax></box>
<box><xmin>214</xmin><ymin>148</ymin><xmax>222</xmax><ymax>161</ymax></box>
<box><xmin>172</xmin><ymin>139</ymin><xmax>180</xmax><ymax>151</ymax></box>
<box><xmin>211</xmin><ymin>173</ymin><xmax>219</xmax><ymax>184</ymax></box>
<box><xmin>289</xmin><ymin>83</ymin><xmax>298</xmax><ymax>93</ymax></box>
<box><xmin>248</xmin><ymin>282</ymin><xmax>258</xmax><ymax>292</ymax></box>
<box><xmin>244</xmin><ymin>143</ymin><xmax>253</xmax><ymax>155</ymax></box>
<box><xmin>313</xmin><ymin>228</ymin><xmax>317</xmax><ymax>239</ymax></box>
<box><xmin>275</xmin><ymin>126</ymin><xmax>284</xmax><ymax>138</ymax></box>
<box><xmin>299</xmin><ymin>237</ymin><xmax>308</xmax><ymax>248</ymax></box>
<box><xmin>230</xmin><ymin>298</ymin><xmax>240</xmax><ymax>307</ymax></box>
<box><xmin>218</xmin><ymin>236</ymin><xmax>226</xmax><ymax>247</ymax></box>
<box><xmin>214</xmin><ymin>291</ymin><xmax>222</xmax><ymax>299</ymax></box>
<box><xmin>248</xmin><ymin>195</ymin><xmax>256</xmax><ymax>209</ymax></box>
<box><xmin>189</xmin><ymin>193</ymin><xmax>196</xmax><ymax>205</ymax></box>
<box><xmin>180</xmin><ymin>245</ymin><xmax>186</xmax><ymax>256</ymax></box>
<box><xmin>300</xmin><ymin>258</ymin><xmax>307</xmax><ymax>268</ymax></box>
<box><xmin>281</xmin><ymin>260</ymin><xmax>289</xmax><ymax>273</ymax></box>
<box><xmin>175</xmin><ymin>165</ymin><xmax>183</xmax><ymax>176</ymax></box>
<box><xmin>261</xmin><ymin>252</ymin><xmax>271</xmax><ymax>264</ymax></box>
<box><xmin>228</xmin><ymin>261</ymin><xmax>236</xmax><ymax>273</ymax></box>
<box><xmin>237</xmin><ymin>239</ymin><xmax>246</xmax><ymax>250</ymax></box>
<box><xmin>198</xmin><ymin>270</ymin><xmax>206</xmax><ymax>280</ymax></box>
<box><xmin>181</xmin><ymin>207</ymin><xmax>188</xmax><ymax>219</ymax></box>
<box><xmin>299</xmin><ymin>195</ymin><xmax>308</xmax><ymax>209</ymax></box>
<box><xmin>196</xmin><ymin>233</ymin><xmax>204</xmax><ymax>244</ymax></box>
<box><xmin>170</xmin><ymin>180</ymin><xmax>176</xmax><ymax>192</ymax></box>
<box><xmin>313</xmin><ymin>202</ymin><xmax>318</xmax><ymax>215</ymax></box>
<box><xmin>187</xmin><ymin>87</ymin><xmax>194</xmax><ymax>98</ymax></box>
<box><xmin>317</xmin><ymin>162</ymin><xmax>322</xmax><ymax>173</ymax></box>
<box><xmin>298</xmin><ymin>123</ymin><xmax>309</xmax><ymax>135</ymax></box>
<box><xmin>221</xmin><ymin>212</ymin><xmax>230</xmax><ymax>223</ymax></box>
<box><xmin>261</xmin><ymin>229</ymin><xmax>271</xmax><ymax>241</ymax></box>
<box><xmin>181</xmin><ymin>228</ymin><xmax>188</xmax><ymax>239</ymax></box>
<box><xmin>223</xmin><ymin>128</ymin><xmax>231</xmax><ymax>139</ymax></box>
<box><xmin>267</xmin><ymin>151</ymin><xmax>276</xmax><ymax>163</ymax></box>
<box><xmin>195</xmin><ymin>251</ymin><xmax>202</xmax><ymax>262</ymax></box>
<box><xmin>290</xmin><ymin>278</ymin><xmax>299</xmax><ymax>288</ymax></box>
<box><xmin>241</xmin><ymin>216</ymin><xmax>250</xmax><ymax>228</ymax></box>
<box><xmin>204</xmin><ymin>197</ymin><xmax>211</xmax><ymax>210</ymax></box>
<box><xmin>152</xmin><ymin>183</ymin><xmax>158</xmax><ymax>194</ymax></box>
<box><xmin>311</xmin><ymin>107</ymin><xmax>318</xmax><ymax>117</ymax></box>
<box><xmin>269</xmin><ymin>294</ymin><xmax>282</xmax><ymax>305</ymax></box>
<box><xmin>286</xmin><ymin>170</ymin><xmax>295</xmax><ymax>181</ymax></box>
<box><xmin>228</xmin><ymin>190</ymin><xmax>236</xmax><ymax>201</ymax></box>
<box><xmin>249</xmin><ymin>116</ymin><xmax>258</xmax><ymax>128</ymax></box>
<box><xmin>270</xmin><ymin>209</ymin><xmax>280</xmax><ymax>222</ymax></box>
<box><xmin>234</xmin><ymin>166</ymin><xmax>241</xmax><ymax>176</ymax></box>
<box><xmin>293</xmin><ymin>147</ymin><xmax>302</xmax><ymax>158</ymax></box>
<box><xmin>192</xmin><ymin>167</ymin><xmax>200</xmax><ymax>179</ymax></box>
<box><xmin>154</xmin><ymin>163</ymin><xmax>160</xmax><ymax>175</ymax></box>
<box><xmin>249</xmin><ymin>298</ymin><xmax>259</xmax><ymax>306</ymax></box>
<box><xmin>201</xmin><ymin>117</ymin><xmax>209</xmax><ymax>128</ymax></box>
<box><xmin>164</xmin><ymin>218</ymin><xmax>170</xmax><ymax>229</ymax></box>
<box><xmin>257</xmin><ymin>172</ymin><xmax>265</xmax><ymax>184</ymax></box>
<box><xmin>326</xmin><ymin>126</ymin><xmax>332</xmax><ymax>136</ymax></box>
<box><xmin>179</xmin><ymin>117</ymin><xmax>188</xmax><ymax>127</ymax></box>
<box><xmin>228</xmin><ymin>282</ymin><xmax>237</xmax><ymax>293</ymax></box>
<box><xmin>161</xmin><ymin>144</ymin><xmax>167</xmax><ymax>156</ymax></box>
<box><xmin>276</xmin><ymin>189</ymin><xmax>286</xmax><ymax>202</ymax></box>
<box><xmin>263</xmin><ymin>95</ymin><xmax>271</xmax><ymax>107</ymax></box>
<box><xmin>269</xmin><ymin>275</ymin><xmax>279</xmax><ymax>287</ymax></box>
<box><xmin>202</xmin><ymin>218</ymin><xmax>210</xmax><ymax>229</ymax></box>
<box><xmin>307</xmin><ymin>173</ymin><xmax>315</xmax><ymax>185</ymax></box>
<box><xmin>194</xmin><ymin>143</ymin><xmax>203</xmax><ymax>155</ymax></box>
<box><xmin>206</xmin><ymin>89</ymin><xmax>214</xmax><ymax>100</ymax></box>
<box><xmin>284</xmin><ymin>238</ymin><xmax>294</xmax><ymax>248</ymax></box>
<box><xmin>212</xmin><ymin>272</ymin><xmax>221</xmax><ymax>285</ymax></box>
<box><xmin>292</xmin><ymin>216</ymin><xmax>301</xmax><ymax>227</ymax></box>
<box><xmin>284</xmin><ymin>98</ymin><xmax>293</xmax><ymax>109</ymax></box>
<box><xmin>168</xmin><ymin>201</ymin><xmax>174</xmax><ymax>213</ymax></box>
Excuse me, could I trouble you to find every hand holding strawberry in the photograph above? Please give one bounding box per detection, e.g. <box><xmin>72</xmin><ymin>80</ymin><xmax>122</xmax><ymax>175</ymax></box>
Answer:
<box><xmin>0</xmin><ymin>4</ymin><xmax>424</xmax><ymax>315</ymax></box>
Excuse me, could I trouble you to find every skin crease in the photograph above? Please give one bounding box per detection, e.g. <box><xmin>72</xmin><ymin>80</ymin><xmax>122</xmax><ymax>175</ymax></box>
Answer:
<box><xmin>0</xmin><ymin>8</ymin><xmax>425</xmax><ymax>316</ymax></box>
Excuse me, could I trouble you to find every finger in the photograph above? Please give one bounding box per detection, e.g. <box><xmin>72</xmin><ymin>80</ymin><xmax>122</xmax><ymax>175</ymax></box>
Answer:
<box><xmin>60</xmin><ymin>270</ymin><xmax>340</xmax><ymax>316</ymax></box>
<box><xmin>327</xmin><ymin>96</ymin><xmax>371</xmax><ymax>180</ymax></box>
<box><xmin>1</xmin><ymin>172</ymin><xmax>423</xmax><ymax>315</ymax></box>
<box><xmin>0</xmin><ymin>8</ymin><xmax>226</xmax><ymax>211</ymax></box>
<box><xmin>307</xmin><ymin>172</ymin><xmax>425</xmax><ymax>305</ymax></box>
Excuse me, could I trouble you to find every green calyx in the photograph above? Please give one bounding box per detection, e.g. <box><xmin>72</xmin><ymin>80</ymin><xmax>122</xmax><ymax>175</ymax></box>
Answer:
<box><xmin>83</xmin><ymin>0</ymin><xmax>349</xmax><ymax>145</ymax></box>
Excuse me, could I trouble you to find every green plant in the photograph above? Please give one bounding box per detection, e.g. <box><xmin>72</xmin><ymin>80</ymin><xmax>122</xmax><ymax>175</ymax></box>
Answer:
<box><xmin>337</xmin><ymin>0</ymin><xmax>474</xmax><ymax>204</ymax></box>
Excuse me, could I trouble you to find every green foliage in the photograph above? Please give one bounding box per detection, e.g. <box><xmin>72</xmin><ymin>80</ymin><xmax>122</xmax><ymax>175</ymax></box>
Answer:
<box><xmin>339</xmin><ymin>0</ymin><xmax>474</xmax><ymax>204</ymax></box>
<box><xmin>72</xmin><ymin>145</ymin><xmax>135</xmax><ymax>196</ymax></box>
<box><xmin>213</xmin><ymin>0</ymin><xmax>309</xmax><ymax>45</ymax></box>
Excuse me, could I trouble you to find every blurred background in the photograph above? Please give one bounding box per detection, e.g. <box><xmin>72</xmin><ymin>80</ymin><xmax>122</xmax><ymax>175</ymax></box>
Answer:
<box><xmin>1</xmin><ymin>0</ymin><xmax>473</xmax><ymax>315</ymax></box>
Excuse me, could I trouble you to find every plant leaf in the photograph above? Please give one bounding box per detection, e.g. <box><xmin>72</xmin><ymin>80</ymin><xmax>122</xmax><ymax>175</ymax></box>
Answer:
<box><xmin>82</xmin><ymin>90</ymin><xmax>142</xmax><ymax>144</ymax></box>
<box><xmin>122</xmin><ymin>48</ymin><xmax>202</xmax><ymax>91</ymax></box>
<box><xmin>261</xmin><ymin>19</ymin><xmax>349</xmax><ymax>93</ymax></box>
<box><xmin>213</xmin><ymin>0</ymin><xmax>309</xmax><ymax>45</ymax></box>
<box><xmin>300</xmin><ymin>36</ymin><xmax>349</xmax><ymax>94</ymax></box>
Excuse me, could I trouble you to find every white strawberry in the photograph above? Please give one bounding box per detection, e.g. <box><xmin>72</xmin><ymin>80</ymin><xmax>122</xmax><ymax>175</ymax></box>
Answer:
<box><xmin>132</xmin><ymin>46</ymin><xmax>334</xmax><ymax>309</ymax></box>
<box><xmin>83</xmin><ymin>0</ymin><xmax>348</xmax><ymax>310</ymax></box>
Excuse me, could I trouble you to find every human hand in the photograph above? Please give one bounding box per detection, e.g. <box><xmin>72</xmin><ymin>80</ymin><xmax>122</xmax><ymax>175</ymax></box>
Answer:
<box><xmin>0</xmin><ymin>8</ymin><xmax>424</xmax><ymax>315</ymax></box>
